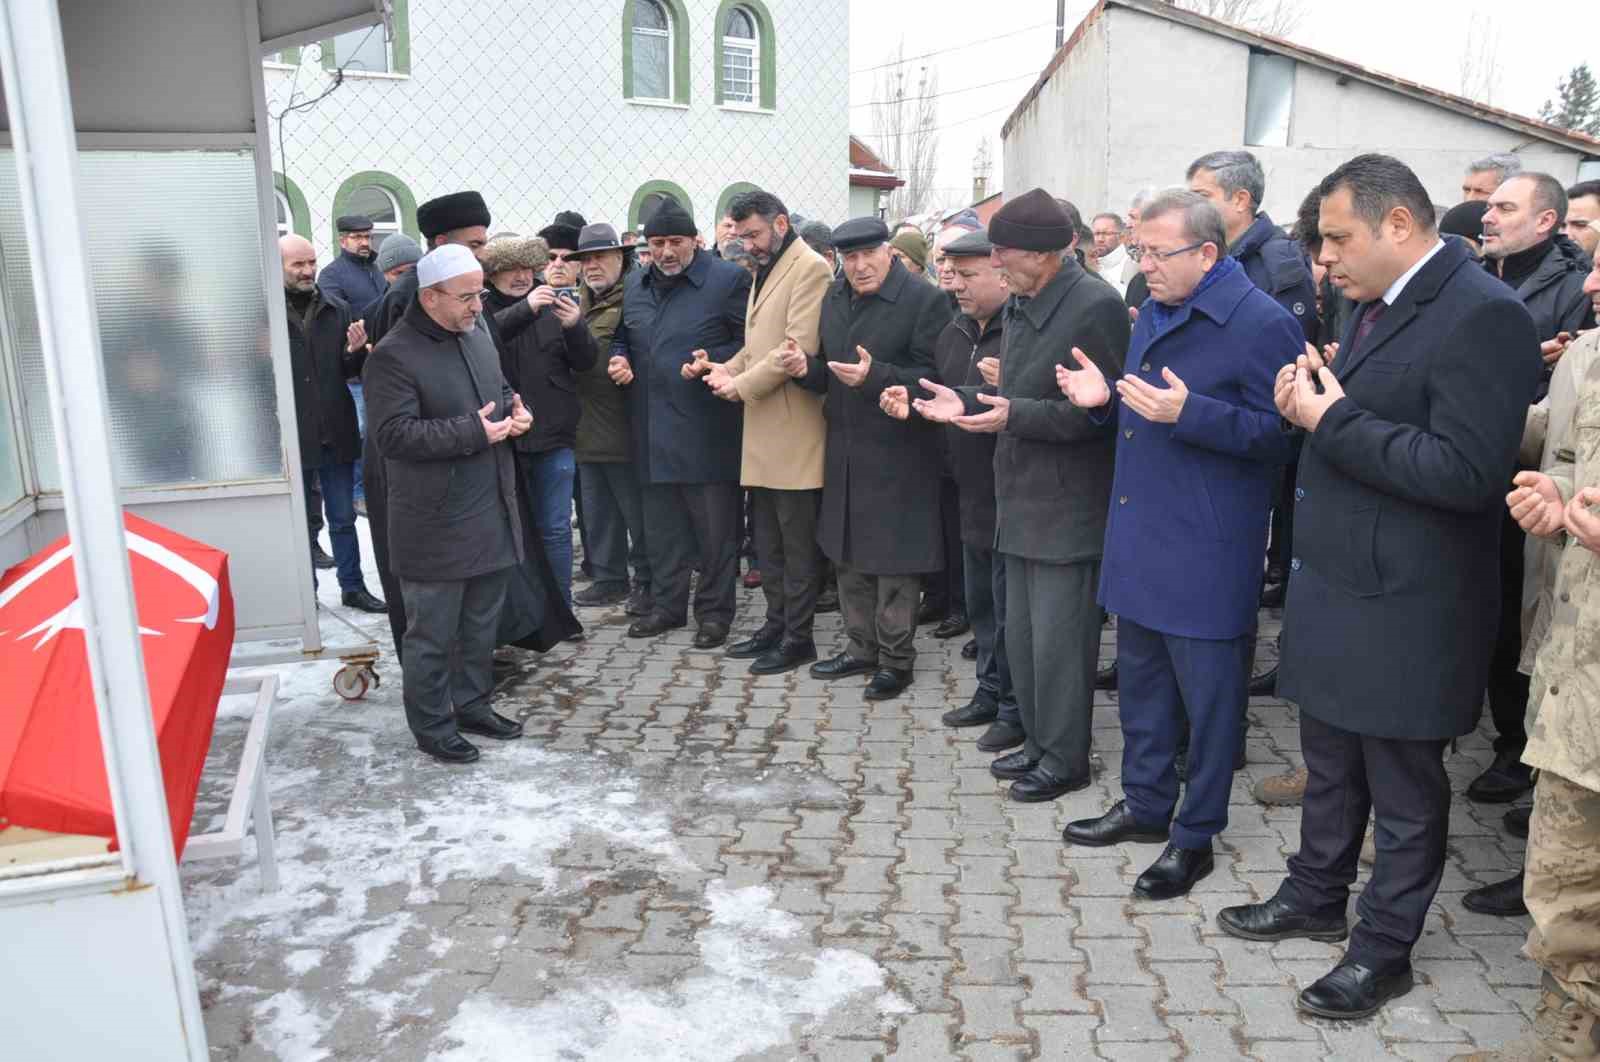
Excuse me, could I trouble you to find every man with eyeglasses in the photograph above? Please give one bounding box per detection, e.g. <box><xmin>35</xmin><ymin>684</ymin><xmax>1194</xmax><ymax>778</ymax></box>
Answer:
<box><xmin>364</xmin><ymin>244</ymin><xmax>534</xmax><ymax>765</ymax></box>
<box><xmin>1052</xmin><ymin>189</ymin><xmax>1299</xmax><ymax>899</ymax></box>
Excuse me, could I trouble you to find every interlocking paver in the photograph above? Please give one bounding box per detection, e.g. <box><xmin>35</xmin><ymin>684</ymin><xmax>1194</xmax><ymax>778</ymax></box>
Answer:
<box><xmin>184</xmin><ymin>581</ymin><xmax>1545</xmax><ymax>1060</ymax></box>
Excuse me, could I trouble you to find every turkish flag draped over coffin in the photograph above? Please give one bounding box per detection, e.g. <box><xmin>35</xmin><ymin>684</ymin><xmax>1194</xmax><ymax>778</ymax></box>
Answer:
<box><xmin>0</xmin><ymin>513</ymin><xmax>235</xmax><ymax>857</ymax></box>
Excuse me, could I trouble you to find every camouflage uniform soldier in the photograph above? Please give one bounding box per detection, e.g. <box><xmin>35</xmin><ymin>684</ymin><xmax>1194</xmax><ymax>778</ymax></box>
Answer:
<box><xmin>1457</xmin><ymin>263</ymin><xmax>1600</xmax><ymax>1062</ymax></box>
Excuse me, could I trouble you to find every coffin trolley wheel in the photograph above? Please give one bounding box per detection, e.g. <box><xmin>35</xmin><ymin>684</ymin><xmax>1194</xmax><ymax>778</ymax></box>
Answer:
<box><xmin>333</xmin><ymin>664</ymin><xmax>371</xmax><ymax>701</ymax></box>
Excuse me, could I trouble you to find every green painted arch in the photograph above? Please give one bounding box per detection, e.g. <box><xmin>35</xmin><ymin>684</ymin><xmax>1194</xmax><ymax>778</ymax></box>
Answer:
<box><xmin>321</xmin><ymin>0</ymin><xmax>410</xmax><ymax>75</ymax></box>
<box><xmin>329</xmin><ymin>170</ymin><xmax>419</xmax><ymax>245</ymax></box>
<box><xmin>622</xmin><ymin>0</ymin><xmax>691</xmax><ymax>105</ymax></box>
<box><xmin>274</xmin><ymin>172</ymin><xmax>312</xmax><ymax>239</ymax></box>
<box><xmin>713</xmin><ymin>0</ymin><xmax>775</xmax><ymax>110</ymax></box>
<box><xmin>628</xmin><ymin>180</ymin><xmax>695</xmax><ymax>233</ymax></box>
<box><xmin>716</xmin><ymin>182</ymin><xmax>762</xmax><ymax>221</ymax></box>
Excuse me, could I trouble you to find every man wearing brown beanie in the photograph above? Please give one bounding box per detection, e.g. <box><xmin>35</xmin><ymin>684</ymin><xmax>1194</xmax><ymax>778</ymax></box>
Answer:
<box><xmin>915</xmin><ymin>188</ymin><xmax>1130</xmax><ymax>800</ymax></box>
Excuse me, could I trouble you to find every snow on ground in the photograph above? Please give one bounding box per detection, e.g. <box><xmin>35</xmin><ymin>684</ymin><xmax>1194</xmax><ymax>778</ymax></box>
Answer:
<box><xmin>184</xmin><ymin>627</ymin><xmax>902</xmax><ymax>1060</ymax></box>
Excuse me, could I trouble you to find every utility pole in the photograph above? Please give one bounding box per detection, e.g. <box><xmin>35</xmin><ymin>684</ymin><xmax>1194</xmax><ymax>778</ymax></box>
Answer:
<box><xmin>1056</xmin><ymin>0</ymin><xmax>1066</xmax><ymax>47</ymax></box>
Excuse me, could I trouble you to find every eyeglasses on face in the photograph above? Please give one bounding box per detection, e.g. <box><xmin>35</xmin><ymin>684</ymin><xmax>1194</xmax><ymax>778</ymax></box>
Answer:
<box><xmin>1132</xmin><ymin>240</ymin><xmax>1208</xmax><ymax>263</ymax></box>
<box><xmin>447</xmin><ymin>288</ymin><xmax>489</xmax><ymax>306</ymax></box>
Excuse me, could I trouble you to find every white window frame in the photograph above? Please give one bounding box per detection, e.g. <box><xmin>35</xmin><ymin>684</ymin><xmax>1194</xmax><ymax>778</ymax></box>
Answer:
<box><xmin>632</xmin><ymin>0</ymin><xmax>673</xmax><ymax>103</ymax></box>
<box><xmin>344</xmin><ymin>184</ymin><xmax>401</xmax><ymax>248</ymax></box>
<box><xmin>273</xmin><ymin>188</ymin><xmax>292</xmax><ymax>237</ymax></box>
<box><xmin>721</xmin><ymin>7</ymin><xmax>759</xmax><ymax>107</ymax></box>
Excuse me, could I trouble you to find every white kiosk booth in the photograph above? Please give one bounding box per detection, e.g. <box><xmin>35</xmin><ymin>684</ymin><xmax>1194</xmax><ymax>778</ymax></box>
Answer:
<box><xmin>0</xmin><ymin>2</ymin><xmax>387</xmax><ymax>1057</ymax></box>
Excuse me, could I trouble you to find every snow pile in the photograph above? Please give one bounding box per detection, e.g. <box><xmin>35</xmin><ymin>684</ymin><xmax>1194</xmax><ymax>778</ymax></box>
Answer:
<box><xmin>434</xmin><ymin>883</ymin><xmax>891</xmax><ymax>1061</ymax></box>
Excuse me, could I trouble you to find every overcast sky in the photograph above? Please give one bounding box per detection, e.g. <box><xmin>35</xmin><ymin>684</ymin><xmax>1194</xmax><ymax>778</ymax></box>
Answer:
<box><xmin>848</xmin><ymin>0</ymin><xmax>1592</xmax><ymax>214</ymax></box>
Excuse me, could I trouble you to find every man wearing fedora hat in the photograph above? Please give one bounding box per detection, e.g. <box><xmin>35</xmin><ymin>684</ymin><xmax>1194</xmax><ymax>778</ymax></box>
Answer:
<box><xmin>569</xmin><ymin>222</ymin><xmax>653</xmax><ymax>615</ymax></box>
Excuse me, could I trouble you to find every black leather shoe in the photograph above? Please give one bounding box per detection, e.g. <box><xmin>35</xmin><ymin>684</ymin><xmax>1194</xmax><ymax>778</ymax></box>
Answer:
<box><xmin>942</xmin><ymin>696</ymin><xmax>999</xmax><ymax>728</ymax></box>
<box><xmin>990</xmin><ymin>750</ymin><xmax>1040</xmax><ymax>780</ymax></box>
<box><xmin>457</xmin><ymin>711</ymin><xmax>524</xmax><ymax>740</ymax></box>
<box><xmin>1010</xmin><ymin>765</ymin><xmax>1091</xmax><ymax>803</ymax></box>
<box><xmin>749</xmin><ymin>639</ymin><xmax>817</xmax><ymax>675</ymax></box>
<box><xmin>627</xmin><ymin>612</ymin><xmax>686</xmax><ymax>638</ymax></box>
<box><xmin>916</xmin><ymin>597</ymin><xmax>948</xmax><ymax>626</ymax></box>
<box><xmin>933</xmin><ymin>611</ymin><xmax>970</xmax><ymax>639</ymax></box>
<box><xmin>976</xmin><ymin>720</ymin><xmax>1026</xmax><ymax>752</ymax></box>
<box><xmin>1462</xmin><ymin>872</ymin><xmax>1527</xmax><ymax>917</ymax></box>
<box><xmin>1466</xmin><ymin>748</ymin><xmax>1535</xmax><ymax>804</ymax></box>
<box><xmin>1297</xmin><ymin>960</ymin><xmax>1414</xmax><ymax>1020</ymax></box>
<box><xmin>1504</xmin><ymin>805</ymin><xmax>1531</xmax><ymax>839</ymax></box>
<box><xmin>342</xmin><ymin>588</ymin><xmax>388</xmax><ymax>613</ymax></box>
<box><xmin>693</xmin><ymin>623</ymin><xmax>729</xmax><ymax>649</ymax></box>
<box><xmin>311</xmin><ymin>543</ymin><xmax>335</xmax><ymax>570</ymax></box>
<box><xmin>1247</xmin><ymin>664</ymin><xmax>1279</xmax><ymax>697</ymax></box>
<box><xmin>1134</xmin><ymin>843</ymin><xmax>1214</xmax><ymax>899</ymax></box>
<box><xmin>1259</xmin><ymin>580</ymin><xmax>1286</xmax><ymax>608</ymax></box>
<box><xmin>810</xmin><ymin>652</ymin><xmax>876</xmax><ymax>680</ymax></box>
<box><xmin>573</xmin><ymin>582</ymin><xmax>629</xmax><ymax>607</ymax></box>
<box><xmin>624</xmin><ymin>587</ymin><xmax>655</xmax><ymax>617</ymax></box>
<box><xmin>1094</xmin><ymin>662</ymin><xmax>1119</xmax><ymax>691</ymax></box>
<box><xmin>1216</xmin><ymin>897</ymin><xmax>1349</xmax><ymax>943</ymax></box>
<box><xmin>814</xmin><ymin>587</ymin><xmax>840</xmax><ymax>614</ymax></box>
<box><xmin>417</xmin><ymin>733</ymin><xmax>480</xmax><ymax>764</ymax></box>
<box><xmin>960</xmin><ymin>638</ymin><xmax>978</xmax><ymax>661</ymax></box>
<box><xmin>726</xmin><ymin>625</ymin><xmax>783</xmax><ymax>659</ymax></box>
<box><xmin>1063</xmin><ymin>800</ymin><xmax>1169</xmax><ymax>847</ymax></box>
<box><xmin>864</xmin><ymin>668</ymin><xmax>912</xmax><ymax>700</ymax></box>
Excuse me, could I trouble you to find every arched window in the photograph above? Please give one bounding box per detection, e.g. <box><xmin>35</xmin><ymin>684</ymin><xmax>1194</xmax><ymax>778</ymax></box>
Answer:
<box><xmin>329</xmin><ymin>170</ymin><xmax>418</xmax><ymax>248</ymax></box>
<box><xmin>631</xmin><ymin>0</ymin><xmax>672</xmax><ymax>101</ymax></box>
<box><xmin>273</xmin><ymin>190</ymin><xmax>293</xmax><ymax>237</ymax></box>
<box><xmin>344</xmin><ymin>185</ymin><xmax>401</xmax><ymax>250</ymax></box>
<box><xmin>721</xmin><ymin>7</ymin><xmax>758</xmax><ymax>105</ymax></box>
<box><xmin>713</xmin><ymin>0</ymin><xmax>775</xmax><ymax>110</ymax></box>
<box><xmin>628</xmin><ymin>180</ymin><xmax>695</xmax><ymax>233</ymax></box>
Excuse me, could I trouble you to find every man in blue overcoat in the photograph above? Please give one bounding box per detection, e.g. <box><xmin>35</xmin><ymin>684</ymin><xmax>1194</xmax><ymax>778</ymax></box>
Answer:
<box><xmin>1055</xmin><ymin>190</ymin><xmax>1299</xmax><ymax>900</ymax></box>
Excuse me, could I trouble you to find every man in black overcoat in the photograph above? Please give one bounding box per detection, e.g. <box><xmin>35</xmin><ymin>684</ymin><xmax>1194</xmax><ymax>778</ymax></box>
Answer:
<box><xmin>789</xmin><ymin>217</ymin><xmax>952</xmax><ymax>700</ymax></box>
<box><xmin>1219</xmin><ymin>155</ymin><xmax>1542</xmax><ymax>1022</ymax></box>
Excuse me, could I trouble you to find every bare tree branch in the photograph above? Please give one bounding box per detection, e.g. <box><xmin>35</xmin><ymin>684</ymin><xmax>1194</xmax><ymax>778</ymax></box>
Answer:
<box><xmin>869</xmin><ymin>41</ymin><xmax>941</xmax><ymax>219</ymax></box>
<box><xmin>1456</xmin><ymin>12</ymin><xmax>1501</xmax><ymax>105</ymax></box>
<box><xmin>1169</xmin><ymin>0</ymin><xmax>1306</xmax><ymax>37</ymax></box>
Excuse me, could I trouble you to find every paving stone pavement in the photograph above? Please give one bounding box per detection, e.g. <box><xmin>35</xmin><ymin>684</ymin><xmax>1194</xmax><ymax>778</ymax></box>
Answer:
<box><xmin>186</xmin><ymin>566</ymin><xmax>1542</xmax><ymax>1061</ymax></box>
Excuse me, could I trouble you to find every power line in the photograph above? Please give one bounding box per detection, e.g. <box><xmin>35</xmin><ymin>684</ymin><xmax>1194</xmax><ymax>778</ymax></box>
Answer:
<box><xmin>859</xmin><ymin>102</ymin><xmax>1018</xmax><ymax>139</ymax></box>
<box><xmin>849</xmin><ymin>22</ymin><xmax>1055</xmax><ymax>76</ymax></box>
<box><xmin>850</xmin><ymin>72</ymin><xmax>1038</xmax><ymax>109</ymax></box>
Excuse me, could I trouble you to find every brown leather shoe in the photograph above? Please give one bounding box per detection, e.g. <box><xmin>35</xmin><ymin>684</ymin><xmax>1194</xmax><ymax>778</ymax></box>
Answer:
<box><xmin>1253</xmin><ymin>765</ymin><xmax>1308</xmax><ymax>806</ymax></box>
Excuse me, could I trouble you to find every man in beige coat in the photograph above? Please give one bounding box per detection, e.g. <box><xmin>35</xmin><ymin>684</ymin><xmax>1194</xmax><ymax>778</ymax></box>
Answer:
<box><xmin>685</xmin><ymin>189</ymin><xmax>834</xmax><ymax>673</ymax></box>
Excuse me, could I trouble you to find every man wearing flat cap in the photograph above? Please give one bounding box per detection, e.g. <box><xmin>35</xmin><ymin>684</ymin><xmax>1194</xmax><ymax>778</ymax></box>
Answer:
<box><xmin>788</xmin><ymin>215</ymin><xmax>953</xmax><ymax>701</ymax></box>
<box><xmin>880</xmin><ymin>230</ymin><xmax>1019</xmax><ymax>739</ymax></box>
<box><xmin>364</xmin><ymin>244</ymin><xmax>534</xmax><ymax>765</ymax></box>
<box><xmin>609</xmin><ymin>196</ymin><xmax>752</xmax><ymax>648</ymax></box>
<box><xmin>914</xmin><ymin>187</ymin><xmax>1130</xmax><ymax>801</ymax></box>
<box><xmin>539</xmin><ymin>211</ymin><xmax>588</xmax><ymax>292</ymax></box>
<box><xmin>319</xmin><ymin>213</ymin><xmax>388</xmax><ymax>311</ymax></box>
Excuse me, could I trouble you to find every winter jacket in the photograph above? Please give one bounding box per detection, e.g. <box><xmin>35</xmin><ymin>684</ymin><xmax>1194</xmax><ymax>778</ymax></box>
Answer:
<box><xmin>797</xmin><ymin>258</ymin><xmax>953</xmax><ymax>574</ymax></box>
<box><xmin>1232</xmin><ymin>212</ymin><xmax>1317</xmax><ymax>341</ymax></box>
<box><xmin>285</xmin><ymin>286</ymin><xmax>364</xmax><ymax>469</ymax></box>
<box><xmin>575</xmin><ymin>271</ymin><xmax>631</xmax><ymax>464</ymax></box>
<box><xmin>1496</xmin><ymin>234</ymin><xmax>1595</xmax><ymax>342</ymax></box>
<box><xmin>612</xmin><ymin>251</ymin><xmax>751</xmax><ymax>484</ymax></box>
<box><xmin>932</xmin><ymin>313</ymin><xmax>1003</xmax><ymax>547</ymax></box>
<box><xmin>318</xmin><ymin>250</ymin><xmax>387</xmax><ymax>314</ymax></box>
<box><xmin>486</xmin><ymin>286</ymin><xmax>598</xmax><ymax>454</ymax></box>
<box><xmin>364</xmin><ymin>300</ymin><xmax>524</xmax><ymax>582</ymax></box>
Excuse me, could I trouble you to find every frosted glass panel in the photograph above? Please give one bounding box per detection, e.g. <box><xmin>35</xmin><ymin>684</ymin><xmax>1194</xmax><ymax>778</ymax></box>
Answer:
<box><xmin>0</xmin><ymin>149</ymin><xmax>282</xmax><ymax>490</ymax></box>
<box><xmin>0</xmin><ymin>375</ymin><xmax>20</xmax><ymax>509</ymax></box>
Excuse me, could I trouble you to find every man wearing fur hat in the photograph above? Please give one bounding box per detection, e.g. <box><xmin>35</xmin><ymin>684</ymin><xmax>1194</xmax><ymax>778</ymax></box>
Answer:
<box><xmin>481</xmin><ymin>233</ymin><xmax>598</xmax><ymax>608</ymax></box>
<box><xmin>609</xmin><ymin>197</ymin><xmax>751</xmax><ymax>648</ymax></box>
<box><xmin>913</xmin><ymin>188</ymin><xmax>1130</xmax><ymax>802</ymax></box>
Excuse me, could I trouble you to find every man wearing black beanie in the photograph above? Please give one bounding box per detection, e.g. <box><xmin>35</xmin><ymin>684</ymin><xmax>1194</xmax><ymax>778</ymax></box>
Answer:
<box><xmin>608</xmin><ymin>196</ymin><xmax>753</xmax><ymax>648</ymax></box>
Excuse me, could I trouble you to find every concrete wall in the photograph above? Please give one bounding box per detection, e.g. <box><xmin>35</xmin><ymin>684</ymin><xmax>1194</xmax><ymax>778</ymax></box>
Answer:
<box><xmin>268</xmin><ymin>0</ymin><xmax>851</xmax><ymax>260</ymax></box>
<box><xmin>1002</xmin><ymin>11</ymin><xmax>1111</xmax><ymax>212</ymax></box>
<box><xmin>848</xmin><ymin>183</ymin><xmax>884</xmax><ymax>220</ymax></box>
<box><xmin>1006</xmin><ymin>5</ymin><xmax>1593</xmax><ymax>224</ymax></box>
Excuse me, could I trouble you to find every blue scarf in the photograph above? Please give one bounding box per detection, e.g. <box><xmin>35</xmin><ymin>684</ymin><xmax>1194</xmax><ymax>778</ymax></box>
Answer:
<box><xmin>1145</xmin><ymin>253</ymin><xmax>1240</xmax><ymax>336</ymax></box>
